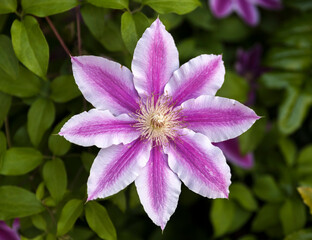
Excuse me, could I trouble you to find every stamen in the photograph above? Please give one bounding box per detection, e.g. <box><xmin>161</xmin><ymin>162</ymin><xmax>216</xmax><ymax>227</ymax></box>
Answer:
<box><xmin>132</xmin><ymin>95</ymin><xmax>184</xmax><ymax>146</ymax></box>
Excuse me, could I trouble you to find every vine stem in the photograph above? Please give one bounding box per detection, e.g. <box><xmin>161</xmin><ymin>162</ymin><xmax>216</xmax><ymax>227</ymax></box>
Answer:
<box><xmin>45</xmin><ymin>16</ymin><xmax>72</xmax><ymax>57</ymax></box>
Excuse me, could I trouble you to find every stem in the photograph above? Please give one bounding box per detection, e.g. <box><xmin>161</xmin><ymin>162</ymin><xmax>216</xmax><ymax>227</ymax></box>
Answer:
<box><xmin>45</xmin><ymin>17</ymin><xmax>71</xmax><ymax>57</ymax></box>
<box><xmin>76</xmin><ymin>6</ymin><xmax>82</xmax><ymax>56</ymax></box>
<box><xmin>5</xmin><ymin>117</ymin><xmax>12</xmax><ymax>148</ymax></box>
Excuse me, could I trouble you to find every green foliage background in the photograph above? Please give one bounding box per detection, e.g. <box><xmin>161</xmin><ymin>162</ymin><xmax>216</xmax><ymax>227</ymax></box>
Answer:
<box><xmin>0</xmin><ymin>0</ymin><xmax>312</xmax><ymax>239</ymax></box>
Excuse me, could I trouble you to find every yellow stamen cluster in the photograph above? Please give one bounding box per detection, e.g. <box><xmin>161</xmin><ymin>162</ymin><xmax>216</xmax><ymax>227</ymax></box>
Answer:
<box><xmin>133</xmin><ymin>95</ymin><xmax>184</xmax><ymax>146</ymax></box>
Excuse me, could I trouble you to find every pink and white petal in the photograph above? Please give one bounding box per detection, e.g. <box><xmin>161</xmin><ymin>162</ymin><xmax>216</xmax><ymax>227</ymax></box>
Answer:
<box><xmin>59</xmin><ymin>109</ymin><xmax>140</xmax><ymax>148</ymax></box>
<box><xmin>181</xmin><ymin>95</ymin><xmax>260</xmax><ymax>142</ymax></box>
<box><xmin>164</xmin><ymin>55</ymin><xmax>225</xmax><ymax>107</ymax></box>
<box><xmin>254</xmin><ymin>0</ymin><xmax>282</xmax><ymax>9</ymax></box>
<box><xmin>214</xmin><ymin>138</ymin><xmax>254</xmax><ymax>169</ymax></box>
<box><xmin>234</xmin><ymin>0</ymin><xmax>259</xmax><ymax>26</ymax></box>
<box><xmin>72</xmin><ymin>56</ymin><xmax>140</xmax><ymax>115</ymax></box>
<box><xmin>87</xmin><ymin>139</ymin><xmax>151</xmax><ymax>201</ymax></box>
<box><xmin>164</xmin><ymin>129</ymin><xmax>231</xmax><ymax>199</ymax></box>
<box><xmin>209</xmin><ymin>0</ymin><xmax>234</xmax><ymax>18</ymax></box>
<box><xmin>132</xmin><ymin>18</ymin><xmax>179</xmax><ymax>100</ymax></box>
<box><xmin>135</xmin><ymin>145</ymin><xmax>181</xmax><ymax>230</ymax></box>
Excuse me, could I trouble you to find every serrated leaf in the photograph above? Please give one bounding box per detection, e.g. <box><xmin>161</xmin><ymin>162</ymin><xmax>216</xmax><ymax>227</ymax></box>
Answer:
<box><xmin>230</xmin><ymin>183</ymin><xmax>258</xmax><ymax>211</ymax></box>
<box><xmin>87</xmin><ymin>0</ymin><xmax>128</xmax><ymax>9</ymax></box>
<box><xmin>298</xmin><ymin>187</ymin><xmax>312</xmax><ymax>214</ymax></box>
<box><xmin>121</xmin><ymin>12</ymin><xmax>138</xmax><ymax>54</ymax></box>
<box><xmin>253</xmin><ymin>175</ymin><xmax>284</xmax><ymax>202</ymax></box>
<box><xmin>0</xmin><ymin>0</ymin><xmax>17</xmax><ymax>14</ymax></box>
<box><xmin>43</xmin><ymin>158</ymin><xmax>67</xmax><ymax>204</ymax></box>
<box><xmin>85</xmin><ymin>201</ymin><xmax>117</xmax><ymax>240</ymax></box>
<box><xmin>48</xmin><ymin>116</ymin><xmax>71</xmax><ymax>156</ymax></box>
<box><xmin>50</xmin><ymin>75</ymin><xmax>80</xmax><ymax>103</ymax></box>
<box><xmin>143</xmin><ymin>0</ymin><xmax>200</xmax><ymax>14</ymax></box>
<box><xmin>11</xmin><ymin>16</ymin><xmax>49</xmax><ymax>79</ymax></box>
<box><xmin>81</xmin><ymin>4</ymin><xmax>124</xmax><ymax>52</ymax></box>
<box><xmin>0</xmin><ymin>147</ymin><xmax>43</xmax><ymax>175</ymax></box>
<box><xmin>0</xmin><ymin>186</ymin><xmax>44</xmax><ymax>220</ymax></box>
<box><xmin>57</xmin><ymin>199</ymin><xmax>83</xmax><ymax>236</ymax></box>
<box><xmin>280</xmin><ymin>198</ymin><xmax>306</xmax><ymax>235</ymax></box>
<box><xmin>27</xmin><ymin>98</ymin><xmax>55</xmax><ymax>147</ymax></box>
<box><xmin>22</xmin><ymin>0</ymin><xmax>79</xmax><ymax>17</ymax></box>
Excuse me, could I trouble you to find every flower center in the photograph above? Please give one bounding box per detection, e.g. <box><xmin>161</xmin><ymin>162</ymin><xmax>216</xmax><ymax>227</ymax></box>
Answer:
<box><xmin>133</xmin><ymin>95</ymin><xmax>184</xmax><ymax>146</ymax></box>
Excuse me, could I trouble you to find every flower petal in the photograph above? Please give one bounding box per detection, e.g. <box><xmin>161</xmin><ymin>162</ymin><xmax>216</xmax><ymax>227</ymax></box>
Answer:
<box><xmin>0</xmin><ymin>221</ymin><xmax>20</xmax><ymax>240</ymax></box>
<box><xmin>254</xmin><ymin>0</ymin><xmax>282</xmax><ymax>9</ymax></box>
<box><xmin>132</xmin><ymin>18</ymin><xmax>179</xmax><ymax>100</ymax></box>
<box><xmin>181</xmin><ymin>95</ymin><xmax>260</xmax><ymax>142</ymax></box>
<box><xmin>164</xmin><ymin>129</ymin><xmax>231</xmax><ymax>198</ymax></box>
<box><xmin>87</xmin><ymin>139</ymin><xmax>151</xmax><ymax>201</ymax></box>
<box><xmin>72</xmin><ymin>56</ymin><xmax>140</xmax><ymax>115</ymax></box>
<box><xmin>209</xmin><ymin>0</ymin><xmax>233</xmax><ymax>17</ymax></box>
<box><xmin>164</xmin><ymin>55</ymin><xmax>225</xmax><ymax>107</ymax></box>
<box><xmin>214</xmin><ymin>138</ymin><xmax>254</xmax><ymax>169</ymax></box>
<box><xmin>59</xmin><ymin>109</ymin><xmax>140</xmax><ymax>148</ymax></box>
<box><xmin>135</xmin><ymin>145</ymin><xmax>181</xmax><ymax>230</ymax></box>
<box><xmin>234</xmin><ymin>0</ymin><xmax>259</xmax><ymax>26</ymax></box>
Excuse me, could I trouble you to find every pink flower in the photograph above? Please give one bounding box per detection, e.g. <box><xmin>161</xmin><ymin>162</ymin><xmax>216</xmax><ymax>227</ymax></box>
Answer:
<box><xmin>60</xmin><ymin>19</ymin><xmax>259</xmax><ymax>229</ymax></box>
<box><xmin>209</xmin><ymin>0</ymin><xmax>282</xmax><ymax>26</ymax></box>
<box><xmin>0</xmin><ymin>219</ymin><xmax>20</xmax><ymax>240</ymax></box>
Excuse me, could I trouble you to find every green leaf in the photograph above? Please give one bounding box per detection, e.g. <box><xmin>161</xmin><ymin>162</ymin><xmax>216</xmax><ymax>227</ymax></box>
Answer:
<box><xmin>210</xmin><ymin>199</ymin><xmax>250</xmax><ymax>237</ymax></box>
<box><xmin>81</xmin><ymin>152</ymin><xmax>95</xmax><ymax>172</ymax></box>
<box><xmin>133</xmin><ymin>12</ymin><xmax>150</xmax><ymax>38</ymax></box>
<box><xmin>81</xmin><ymin>4</ymin><xmax>124</xmax><ymax>52</ymax></box>
<box><xmin>87</xmin><ymin>0</ymin><xmax>128</xmax><ymax>9</ymax></box>
<box><xmin>217</xmin><ymin>71</ymin><xmax>249</xmax><ymax>103</ymax></box>
<box><xmin>260</xmin><ymin>72</ymin><xmax>304</xmax><ymax>90</ymax></box>
<box><xmin>0</xmin><ymin>92</ymin><xmax>11</xmax><ymax>127</ymax></box>
<box><xmin>22</xmin><ymin>0</ymin><xmax>79</xmax><ymax>17</ymax></box>
<box><xmin>186</xmin><ymin>7</ymin><xmax>215</xmax><ymax>30</ymax></box>
<box><xmin>0</xmin><ymin>0</ymin><xmax>17</xmax><ymax>14</ymax></box>
<box><xmin>85</xmin><ymin>201</ymin><xmax>117</xmax><ymax>240</ymax></box>
<box><xmin>0</xmin><ymin>35</ymin><xmax>19</xmax><ymax>79</ymax></box>
<box><xmin>159</xmin><ymin>13</ymin><xmax>183</xmax><ymax>30</ymax></box>
<box><xmin>296</xmin><ymin>145</ymin><xmax>312</xmax><ymax>178</ymax></box>
<box><xmin>280</xmin><ymin>198</ymin><xmax>306</xmax><ymax>235</ymax></box>
<box><xmin>0</xmin><ymin>147</ymin><xmax>43</xmax><ymax>175</ymax></box>
<box><xmin>143</xmin><ymin>0</ymin><xmax>200</xmax><ymax>14</ymax></box>
<box><xmin>57</xmin><ymin>199</ymin><xmax>83</xmax><ymax>236</ymax></box>
<box><xmin>285</xmin><ymin>229</ymin><xmax>312</xmax><ymax>240</ymax></box>
<box><xmin>32</xmin><ymin>213</ymin><xmax>47</xmax><ymax>231</ymax></box>
<box><xmin>230</xmin><ymin>183</ymin><xmax>258</xmax><ymax>211</ymax></box>
<box><xmin>278</xmin><ymin>137</ymin><xmax>297</xmax><ymax>166</ymax></box>
<box><xmin>215</xmin><ymin>16</ymin><xmax>249</xmax><ymax>42</ymax></box>
<box><xmin>251</xmin><ymin>203</ymin><xmax>281</xmax><ymax>232</ymax></box>
<box><xmin>253</xmin><ymin>175</ymin><xmax>284</xmax><ymax>202</ymax></box>
<box><xmin>298</xmin><ymin>187</ymin><xmax>312</xmax><ymax>214</ymax></box>
<box><xmin>0</xmin><ymin>132</ymin><xmax>7</xmax><ymax>157</ymax></box>
<box><xmin>121</xmin><ymin>12</ymin><xmax>138</xmax><ymax>54</ymax></box>
<box><xmin>0</xmin><ymin>186</ymin><xmax>44</xmax><ymax>220</ymax></box>
<box><xmin>11</xmin><ymin>16</ymin><xmax>49</xmax><ymax>79</ymax></box>
<box><xmin>50</xmin><ymin>75</ymin><xmax>80</xmax><ymax>103</ymax></box>
<box><xmin>48</xmin><ymin>116</ymin><xmax>71</xmax><ymax>156</ymax></box>
<box><xmin>285</xmin><ymin>0</ymin><xmax>312</xmax><ymax>11</ymax></box>
<box><xmin>36</xmin><ymin>182</ymin><xmax>45</xmax><ymax>201</ymax></box>
<box><xmin>43</xmin><ymin>158</ymin><xmax>67</xmax><ymax>204</ymax></box>
<box><xmin>0</xmin><ymin>65</ymin><xmax>41</xmax><ymax>98</ymax></box>
<box><xmin>27</xmin><ymin>98</ymin><xmax>55</xmax><ymax>147</ymax></box>
<box><xmin>278</xmin><ymin>87</ymin><xmax>312</xmax><ymax>135</ymax></box>
<box><xmin>108</xmin><ymin>191</ymin><xmax>127</xmax><ymax>212</ymax></box>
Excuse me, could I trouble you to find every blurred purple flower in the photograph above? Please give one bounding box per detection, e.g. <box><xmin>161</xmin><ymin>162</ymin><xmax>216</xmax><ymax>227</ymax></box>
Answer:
<box><xmin>0</xmin><ymin>219</ymin><xmax>20</xmax><ymax>240</ymax></box>
<box><xmin>216</xmin><ymin>44</ymin><xmax>265</xmax><ymax>169</ymax></box>
<box><xmin>209</xmin><ymin>0</ymin><xmax>282</xmax><ymax>26</ymax></box>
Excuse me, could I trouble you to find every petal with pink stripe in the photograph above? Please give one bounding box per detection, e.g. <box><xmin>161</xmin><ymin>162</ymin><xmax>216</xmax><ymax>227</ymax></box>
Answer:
<box><xmin>59</xmin><ymin>109</ymin><xmax>140</xmax><ymax>148</ymax></box>
<box><xmin>209</xmin><ymin>0</ymin><xmax>234</xmax><ymax>17</ymax></box>
<box><xmin>87</xmin><ymin>139</ymin><xmax>151</xmax><ymax>201</ymax></box>
<box><xmin>181</xmin><ymin>95</ymin><xmax>260</xmax><ymax>142</ymax></box>
<box><xmin>214</xmin><ymin>138</ymin><xmax>254</xmax><ymax>169</ymax></box>
<box><xmin>164</xmin><ymin>129</ymin><xmax>231</xmax><ymax>199</ymax></box>
<box><xmin>234</xmin><ymin>0</ymin><xmax>259</xmax><ymax>26</ymax></box>
<box><xmin>135</xmin><ymin>145</ymin><xmax>181</xmax><ymax>230</ymax></box>
<box><xmin>254</xmin><ymin>0</ymin><xmax>282</xmax><ymax>9</ymax></box>
<box><xmin>164</xmin><ymin>54</ymin><xmax>225</xmax><ymax>107</ymax></box>
<box><xmin>72</xmin><ymin>56</ymin><xmax>140</xmax><ymax>115</ymax></box>
<box><xmin>132</xmin><ymin>18</ymin><xmax>179</xmax><ymax>100</ymax></box>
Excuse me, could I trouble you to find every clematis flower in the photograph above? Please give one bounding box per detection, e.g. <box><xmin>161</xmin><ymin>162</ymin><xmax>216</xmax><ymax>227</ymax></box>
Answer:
<box><xmin>215</xmin><ymin>44</ymin><xmax>265</xmax><ymax>169</ymax></box>
<box><xmin>0</xmin><ymin>219</ymin><xmax>20</xmax><ymax>240</ymax></box>
<box><xmin>59</xmin><ymin>19</ymin><xmax>259</xmax><ymax>229</ymax></box>
<box><xmin>209</xmin><ymin>0</ymin><xmax>282</xmax><ymax>26</ymax></box>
